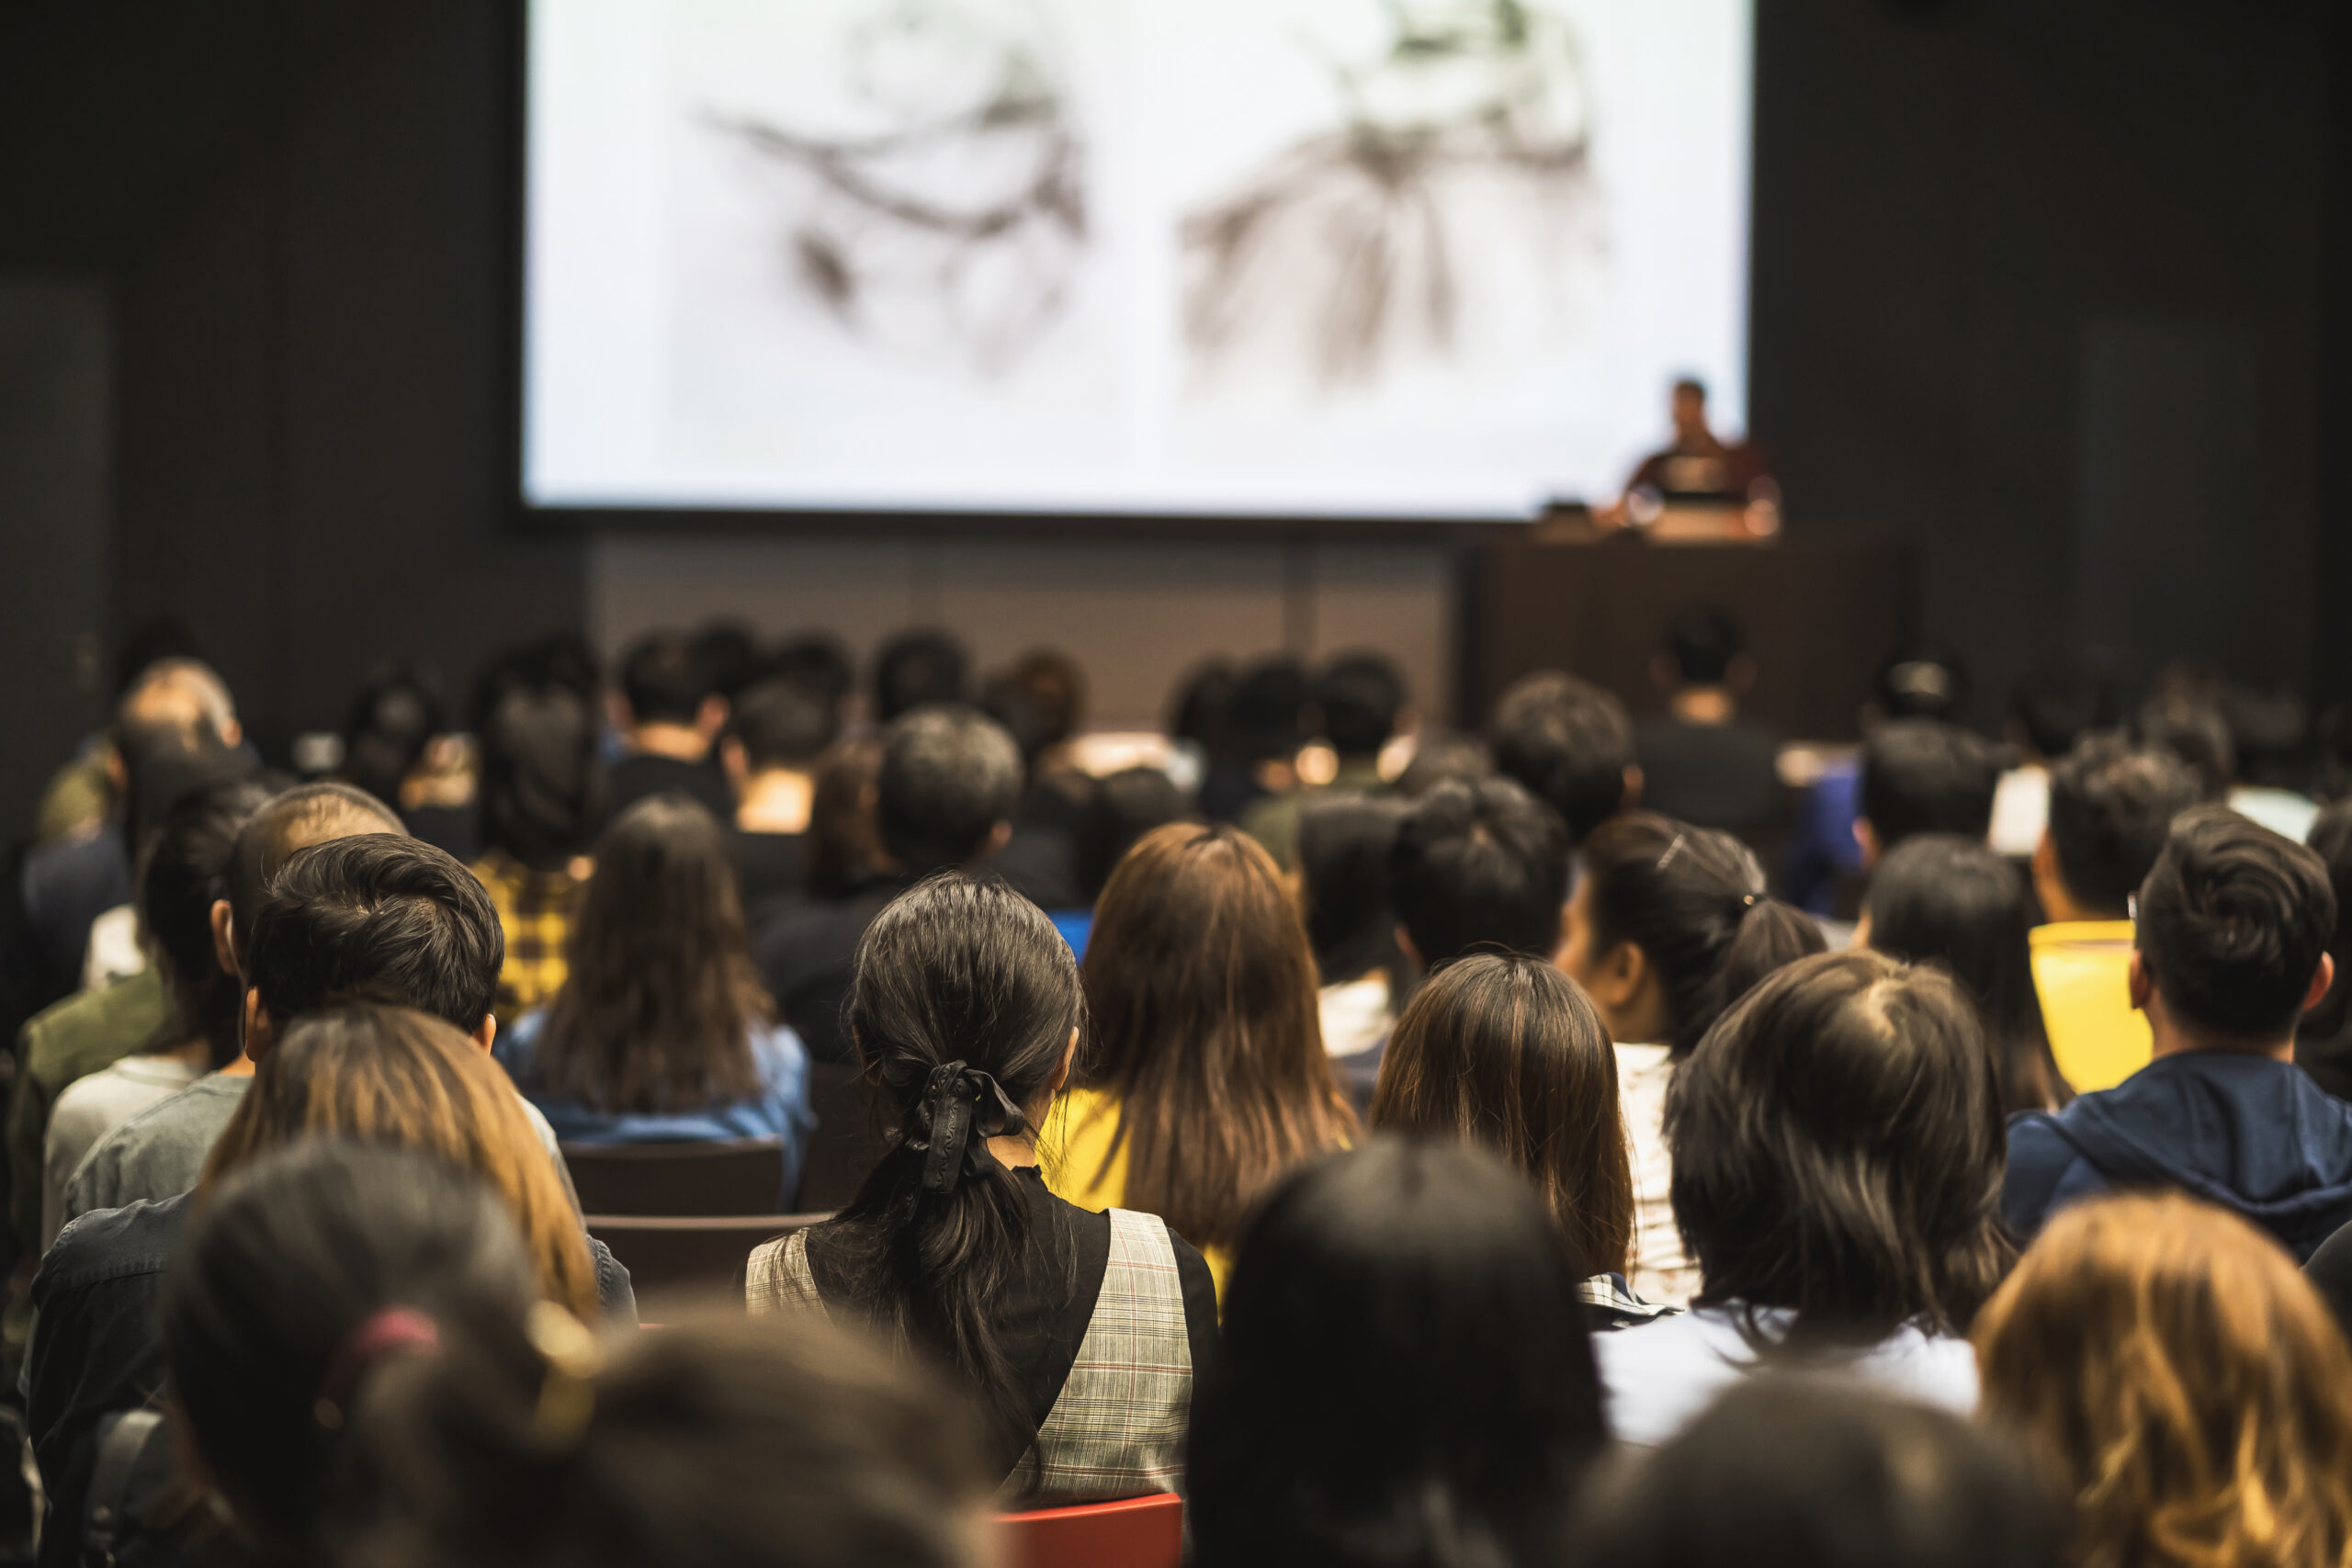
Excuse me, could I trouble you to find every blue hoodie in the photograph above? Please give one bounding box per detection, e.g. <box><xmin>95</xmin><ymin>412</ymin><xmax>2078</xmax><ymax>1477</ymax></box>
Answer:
<box><xmin>2005</xmin><ymin>1051</ymin><xmax>2352</xmax><ymax>1261</ymax></box>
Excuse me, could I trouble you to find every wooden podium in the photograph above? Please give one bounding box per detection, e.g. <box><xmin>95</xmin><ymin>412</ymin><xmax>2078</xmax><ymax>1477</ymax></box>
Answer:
<box><xmin>1458</xmin><ymin>528</ymin><xmax>1917</xmax><ymax>740</ymax></box>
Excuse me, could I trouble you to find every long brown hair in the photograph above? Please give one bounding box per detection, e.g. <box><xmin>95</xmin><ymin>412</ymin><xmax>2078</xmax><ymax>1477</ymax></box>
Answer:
<box><xmin>534</xmin><ymin>795</ymin><xmax>770</xmax><ymax>1113</ymax></box>
<box><xmin>202</xmin><ymin>1004</ymin><xmax>599</xmax><ymax>1320</ymax></box>
<box><xmin>807</xmin><ymin>736</ymin><xmax>887</xmax><ymax>897</ymax></box>
<box><xmin>1073</xmin><ymin>823</ymin><xmax>1353</xmax><ymax>1250</ymax></box>
<box><xmin>1976</xmin><ymin>1194</ymin><xmax>2352</xmax><ymax>1568</ymax></box>
<box><xmin>1371</xmin><ymin>953</ymin><xmax>1634</xmax><ymax>1277</ymax></box>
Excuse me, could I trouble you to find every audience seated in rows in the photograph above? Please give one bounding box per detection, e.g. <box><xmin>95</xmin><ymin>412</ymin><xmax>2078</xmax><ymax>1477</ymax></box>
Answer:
<box><xmin>2297</xmin><ymin>798</ymin><xmax>2352</xmax><ymax>1100</ymax></box>
<box><xmin>2028</xmin><ymin>733</ymin><xmax>2200</xmax><ymax>1090</ymax></box>
<box><xmin>984</xmin><ymin>648</ymin><xmax>1096</xmax><ymax>911</ymax></box>
<box><xmin>1239</xmin><ymin>651</ymin><xmax>1406</xmax><ymax>869</ymax></box>
<box><xmin>1860</xmin><ymin>833</ymin><xmax>2071</xmax><ymax>1114</ymax></box>
<box><xmin>1193</xmin><ymin>657</ymin><xmax>1312</xmax><ymax>826</ymax></box>
<box><xmin>1854</xmin><ymin>718</ymin><xmax>1998</xmax><ymax>868</ymax></box>
<box><xmin>1978</xmin><ymin>1193</ymin><xmax>2352</xmax><ymax>1568</ymax></box>
<box><xmin>470</xmin><ymin>673</ymin><xmax>605</xmax><ymax>1019</ymax></box>
<box><xmin>1989</xmin><ymin>657</ymin><xmax>2118</xmax><ymax>858</ymax></box>
<box><xmin>497</xmin><ymin>795</ymin><xmax>811</xmax><ymax>1203</ymax></box>
<box><xmin>604</xmin><ymin>631</ymin><xmax>735</xmax><ymax>825</ymax></box>
<box><xmin>1041</xmin><ymin>823</ymin><xmax>1354</xmax><ymax>1293</ymax></box>
<box><xmin>1295</xmin><ymin>792</ymin><xmax>1409</xmax><ymax>1102</ymax></box>
<box><xmin>59</xmin><ymin>782</ymin><xmax>408</xmax><ymax>1229</ymax></box>
<box><xmin>1490</xmin><ymin>671</ymin><xmax>1640</xmax><ymax>845</ymax></box>
<box><xmin>1557</xmin><ymin>812</ymin><xmax>1821</xmax><ymax>1303</ymax></box>
<box><xmin>1633</xmin><ymin>608</ymin><xmax>1780</xmax><ymax>841</ymax></box>
<box><xmin>1784</xmin><ymin>643</ymin><xmax>1972</xmax><ymax>915</ymax></box>
<box><xmin>1188</xmin><ymin>1139</ymin><xmax>1605</xmax><ymax>1568</ymax></box>
<box><xmin>2005</xmin><ymin>807</ymin><xmax>2352</xmax><ymax>1258</ymax></box>
<box><xmin>719</xmin><ymin>675</ymin><xmax>835</xmax><ymax>917</ymax></box>
<box><xmin>756</xmin><ymin>706</ymin><xmax>1022</xmax><ymax>1062</ymax></box>
<box><xmin>1371</xmin><ymin>953</ymin><xmax>1666</xmax><ymax>1328</ymax></box>
<box><xmin>1596</xmin><ymin>951</ymin><xmax>2008</xmax><ymax>1445</ymax></box>
<box><xmin>33</xmin><ymin>1002</ymin><xmax>628</xmax><ymax>1568</ymax></box>
<box><xmin>752</xmin><ymin>874</ymin><xmax>1215</xmax><ymax>1500</ymax></box>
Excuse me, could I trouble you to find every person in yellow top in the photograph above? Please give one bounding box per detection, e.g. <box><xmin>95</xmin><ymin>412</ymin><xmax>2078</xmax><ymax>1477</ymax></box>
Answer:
<box><xmin>2028</xmin><ymin>736</ymin><xmax>2201</xmax><ymax>1092</ymax></box>
<box><xmin>1039</xmin><ymin>822</ymin><xmax>1354</xmax><ymax>1297</ymax></box>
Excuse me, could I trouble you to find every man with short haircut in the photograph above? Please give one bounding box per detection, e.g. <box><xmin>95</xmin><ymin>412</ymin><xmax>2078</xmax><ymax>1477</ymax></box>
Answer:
<box><xmin>2004</xmin><ymin>807</ymin><xmax>2352</xmax><ymax>1258</ymax></box>
<box><xmin>1988</xmin><ymin>660</ymin><xmax>2118</xmax><ymax>858</ymax></box>
<box><xmin>1242</xmin><ymin>652</ymin><xmax>1406</xmax><ymax>871</ymax></box>
<box><xmin>1854</xmin><ymin>720</ymin><xmax>1998</xmax><ymax>864</ymax></box>
<box><xmin>754</xmin><ymin>706</ymin><xmax>1023</xmax><ymax>1062</ymax></box>
<box><xmin>872</xmin><ymin>628</ymin><xmax>971</xmax><ymax>723</ymax></box>
<box><xmin>720</xmin><ymin>677</ymin><xmax>837</xmax><ymax>918</ymax></box>
<box><xmin>1490</xmin><ymin>671</ymin><xmax>1640</xmax><ymax>845</ymax></box>
<box><xmin>1633</xmin><ymin>608</ymin><xmax>1780</xmax><ymax>840</ymax></box>
<box><xmin>1389</xmin><ymin>778</ymin><xmax>1571</xmax><ymax>976</ymax></box>
<box><xmin>57</xmin><ymin>784</ymin><xmax>405</xmax><ymax>1225</ymax></box>
<box><xmin>2029</xmin><ymin>736</ymin><xmax>2201</xmax><ymax>1092</ymax></box>
<box><xmin>605</xmin><ymin>630</ymin><xmax>735</xmax><ymax>823</ymax></box>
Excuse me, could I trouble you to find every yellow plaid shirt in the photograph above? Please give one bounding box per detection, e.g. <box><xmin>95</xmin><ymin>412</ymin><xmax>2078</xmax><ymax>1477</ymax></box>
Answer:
<box><xmin>469</xmin><ymin>850</ymin><xmax>583</xmax><ymax>1020</ymax></box>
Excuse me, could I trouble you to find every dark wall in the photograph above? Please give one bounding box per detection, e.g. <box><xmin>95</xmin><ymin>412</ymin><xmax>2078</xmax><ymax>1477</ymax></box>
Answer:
<box><xmin>0</xmin><ymin>0</ymin><xmax>2344</xmax><ymax>773</ymax></box>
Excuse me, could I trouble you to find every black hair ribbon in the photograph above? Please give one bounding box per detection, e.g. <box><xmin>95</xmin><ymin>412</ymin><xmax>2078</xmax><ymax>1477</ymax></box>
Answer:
<box><xmin>909</xmin><ymin>1060</ymin><xmax>1028</xmax><ymax>1195</ymax></box>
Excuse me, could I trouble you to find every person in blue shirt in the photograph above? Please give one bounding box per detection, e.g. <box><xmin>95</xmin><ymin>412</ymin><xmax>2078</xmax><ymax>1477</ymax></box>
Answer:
<box><xmin>497</xmin><ymin>794</ymin><xmax>812</xmax><ymax>1207</ymax></box>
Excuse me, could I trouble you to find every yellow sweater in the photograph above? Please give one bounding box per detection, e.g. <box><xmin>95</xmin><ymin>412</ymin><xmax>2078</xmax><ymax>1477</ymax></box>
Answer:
<box><xmin>2030</xmin><ymin>920</ymin><xmax>2152</xmax><ymax>1093</ymax></box>
<box><xmin>1037</xmin><ymin>1088</ymin><xmax>1235</xmax><ymax>1297</ymax></box>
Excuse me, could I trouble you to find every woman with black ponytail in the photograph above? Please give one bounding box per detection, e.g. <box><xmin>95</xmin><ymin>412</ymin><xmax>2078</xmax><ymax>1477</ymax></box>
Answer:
<box><xmin>1558</xmin><ymin>812</ymin><xmax>1824</xmax><ymax>1305</ymax></box>
<box><xmin>748</xmin><ymin>874</ymin><xmax>1217</xmax><ymax>1503</ymax></box>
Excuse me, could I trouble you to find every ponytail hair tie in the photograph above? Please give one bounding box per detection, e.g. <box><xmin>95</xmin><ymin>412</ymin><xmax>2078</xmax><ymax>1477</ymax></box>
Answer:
<box><xmin>314</xmin><ymin>1306</ymin><xmax>440</xmax><ymax>1430</ymax></box>
<box><xmin>908</xmin><ymin>1060</ymin><xmax>1028</xmax><ymax>1196</ymax></box>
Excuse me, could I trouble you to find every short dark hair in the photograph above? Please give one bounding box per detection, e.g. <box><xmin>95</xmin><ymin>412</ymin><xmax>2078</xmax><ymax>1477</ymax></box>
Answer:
<box><xmin>1567</xmin><ymin>1379</ymin><xmax>2063</xmax><ymax>1568</ymax></box>
<box><xmin>1860</xmin><ymin>720</ymin><xmax>1997</xmax><ymax>848</ymax></box>
<box><xmin>1228</xmin><ymin>657</ymin><xmax>1311</xmax><ymax>762</ymax></box>
<box><xmin>978</xmin><ymin>649</ymin><xmax>1087</xmax><ymax>770</ymax></box>
<box><xmin>875</xmin><ymin>706</ymin><xmax>1023</xmax><ymax>875</ymax></box>
<box><xmin>1662</xmin><ymin>607</ymin><xmax>1743</xmax><ymax>686</ymax></box>
<box><xmin>1490</xmin><ymin>671</ymin><xmax>1634</xmax><ymax>843</ymax></box>
<box><xmin>1313</xmin><ymin>653</ymin><xmax>1405</xmax><ymax>759</ymax></box>
<box><xmin>1295</xmin><ymin>792</ymin><xmax>1409</xmax><ymax>985</ymax></box>
<box><xmin>340</xmin><ymin>663</ymin><xmax>447</xmax><ymax>808</ymax></box>
<box><xmin>1389</xmin><ymin>779</ymin><xmax>1569</xmax><ymax>966</ymax></box>
<box><xmin>689</xmin><ymin>620</ymin><xmax>762</xmax><ymax>701</ymax></box>
<box><xmin>619</xmin><ymin>631</ymin><xmax>711</xmax><ymax>727</ymax></box>
<box><xmin>2139</xmin><ymin>696</ymin><xmax>2234</xmax><ymax>803</ymax></box>
<box><xmin>873</xmin><ymin>630</ymin><xmax>969</xmax><ymax>723</ymax></box>
<box><xmin>227</xmin><ymin>783</ymin><xmax>408</xmax><ymax>959</ymax></box>
<box><xmin>2045</xmin><ymin>734</ymin><xmax>2200</xmax><ymax>917</ymax></box>
<box><xmin>1875</xmin><ymin>646</ymin><xmax>1971</xmax><ymax>723</ymax></box>
<box><xmin>2009</xmin><ymin>659</ymin><xmax>2117</xmax><ymax>761</ymax></box>
<box><xmin>246</xmin><ymin>835</ymin><xmax>504</xmax><ymax>1031</ymax></box>
<box><xmin>2136</xmin><ymin>806</ymin><xmax>2335</xmax><ymax>1040</ymax></box>
<box><xmin>768</xmin><ymin>634</ymin><xmax>854</xmax><ymax>711</ymax></box>
<box><xmin>730</xmin><ymin>677</ymin><xmax>837</xmax><ymax>772</ymax></box>
<box><xmin>143</xmin><ymin>779</ymin><xmax>276</xmax><ymax>1066</ymax></box>
<box><xmin>476</xmin><ymin>680</ymin><xmax>604</xmax><ymax>869</ymax></box>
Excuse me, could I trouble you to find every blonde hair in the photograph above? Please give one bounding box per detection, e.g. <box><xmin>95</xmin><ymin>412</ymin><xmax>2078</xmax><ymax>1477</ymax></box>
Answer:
<box><xmin>1974</xmin><ymin>1193</ymin><xmax>2352</xmax><ymax>1568</ymax></box>
<box><xmin>201</xmin><ymin>1004</ymin><xmax>599</xmax><ymax>1319</ymax></box>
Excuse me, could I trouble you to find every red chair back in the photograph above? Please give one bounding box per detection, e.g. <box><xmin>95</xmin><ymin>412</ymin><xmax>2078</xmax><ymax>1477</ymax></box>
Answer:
<box><xmin>997</xmin><ymin>1494</ymin><xmax>1182</xmax><ymax>1568</ymax></box>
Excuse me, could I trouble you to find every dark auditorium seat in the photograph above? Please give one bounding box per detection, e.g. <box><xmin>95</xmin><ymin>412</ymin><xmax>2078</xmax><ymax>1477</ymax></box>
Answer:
<box><xmin>587</xmin><ymin>1213</ymin><xmax>829</xmax><ymax>1297</ymax></box>
<box><xmin>795</xmin><ymin>1058</ymin><xmax>891</xmax><ymax>1211</ymax></box>
<box><xmin>560</xmin><ymin>1138</ymin><xmax>784</xmax><ymax>1216</ymax></box>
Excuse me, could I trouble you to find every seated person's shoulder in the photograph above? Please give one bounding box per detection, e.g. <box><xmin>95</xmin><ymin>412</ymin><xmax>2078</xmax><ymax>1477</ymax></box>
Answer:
<box><xmin>37</xmin><ymin>1194</ymin><xmax>188</xmax><ymax>1299</ymax></box>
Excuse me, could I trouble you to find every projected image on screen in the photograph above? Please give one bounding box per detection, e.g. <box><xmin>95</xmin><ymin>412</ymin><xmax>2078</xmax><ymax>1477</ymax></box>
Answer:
<box><xmin>526</xmin><ymin>0</ymin><xmax>1750</xmax><ymax>517</ymax></box>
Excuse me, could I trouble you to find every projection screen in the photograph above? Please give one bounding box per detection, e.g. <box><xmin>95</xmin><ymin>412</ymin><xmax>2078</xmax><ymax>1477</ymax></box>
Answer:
<box><xmin>524</xmin><ymin>0</ymin><xmax>1752</xmax><ymax>519</ymax></box>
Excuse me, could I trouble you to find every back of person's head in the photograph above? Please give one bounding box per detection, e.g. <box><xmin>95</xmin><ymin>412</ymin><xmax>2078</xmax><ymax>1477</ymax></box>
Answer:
<box><xmin>1188</xmin><ymin>1138</ymin><xmax>1605</xmax><ymax>1568</ymax></box>
<box><xmin>116</xmin><ymin>712</ymin><xmax>251</xmax><ymax>862</ymax></box>
<box><xmin>1666</xmin><ymin>950</ymin><xmax>2009</xmax><ymax>1341</ymax></box>
<box><xmin>537</xmin><ymin>796</ymin><xmax>769</xmax><ymax>1116</ymax></box>
<box><xmin>978</xmin><ymin>648</ymin><xmax>1087</xmax><ymax>772</ymax></box>
<box><xmin>1567</xmin><ymin>1378</ymin><xmax>2063</xmax><ymax>1568</ymax></box>
<box><xmin>690</xmin><ymin>618</ymin><xmax>762</xmax><ymax>702</ymax></box>
<box><xmin>806</xmin><ymin>735</ymin><xmax>888</xmax><ymax>897</ymax></box>
<box><xmin>1491</xmin><ymin>671</ymin><xmax>1635</xmax><ymax>843</ymax></box>
<box><xmin>117</xmin><ymin>654</ymin><xmax>238</xmax><ymax>751</ymax></box>
<box><xmin>141</xmin><ymin>778</ymin><xmax>274</xmax><ymax>1069</ymax></box>
<box><xmin>831</xmin><ymin>874</ymin><xmax>1086</xmax><ymax>1472</ymax></box>
<box><xmin>1975</xmin><ymin>1193</ymin><xmax>2352</xmax><ymax>1568</ymax></box>
<box><xmin>874</xmin><ymin>629</ymin><xmax>970</xmax><ymax>722</ymax></box>
<box><xmin>226</xmin><ymin>782</ymin><xmax>408</xmax><ymax>961</ymax></box>
<box><xmin>348</xmin><ymin>1311</ymin><xmax>991</xmax><ymax>1568</ymax></box>
<box><xmin>2009</xmin><ymin>658</ymin><xmax>2120</xmax><ymax>761</ymax></box>
<box><xmin>1078</xmin><ymin>822</ymin><xmax>1353</xmax><ymax>1251</ymax></box>
<box><xmin>1295</xmin><ymin>792</ymin><xmax>1410</xmax><ymax>987</ymax></box>
<box><xmin>1390</xmin><ymin>778</ymin><xmax>1570</xmax><ymax>965</ymax></box>
<box><xmin>164</xmin><ymin>1141</ymin><xmax>541</xmax><ymax>1557</ymax></box>
<box><xmin>1662</xmin><ymin>607</ymin><xmax>1743</xmax><ymax>687</ymax></box>
<box><xmin>1371</xmin><ymin>953</ymin><xmax>1632</xmax><ymax>1277</ymax></box>
<box><xmin>2139</xmin><ymin>695</ymin><xmax>2235</xmax><ymax>803</ymax></box>
<box><xmin>1228</xmin><ymin>656</ymin><xmax>1311</xmax><ymax>763</ymax></box>
<box><xmin>729</xmin><ymin>676</ymin><xmax>837</xmax><ymax>773</ymax></box>
<box><xmin>1075</xmin><ymin>765</ymin><xmax>1194</xmax><ymax>905</ymax></box>
<box><xmin>246</xmin><ymin>834</ymin><xmax>503</xmax><ymax>1034</ymax></box>
<box><xmin>1569</xmin><ymin>811</ymin><xmax>1823</xmax><ymax>1056</ymax></box>
<box><xmin>1874</xmin><ymin>644</ymin><xmax>1971</xmax><ymax>722</ymax></box>
<box><xmin>2044</xmin><ymin>733</ymin><xmax>2200</xmax><ymax>917</ymax></box>
<box><xmin>1393</xmin><ymin>728</ymin><xmax>1494</xmax><ymax>797</ymax></box>
<box><xmin>2304</xmin><ymin>799</ymin><xmax>2352</xmax><ymax>1039</ymax></box>
<box><xmin>1862</xmin><ymin>834</ymin><xmax>2067</xmax><ymax>1114</ymax></box>
<box><xmin>618</xmin><ymin>630</ymin><xmax>713</xmax><ymax>728</ymax></box>
<box><xmin>1860</xmin><ymin>720</ymin><xmax>1998</xmax><ymax>849</ymax></box>
<box><xmin>201</xmin><ymin>1004</ymin><xmax>596</xmax><ymax>1317</ymax></box>
<box><xmin>1314</xmin><ymin>652</ymin><xmax>1405</xmax><ymax>760</ymax></box>
<box><xmin>876</xmin><ymin>705</ymin><xmax>1023</xmax><ymax>875</ymax></box>
<box><xmin>476</xmin><ymin>678</ymin><xmax>604</xmax><ymax>869</ymax></box>
<box><xmin>1169</xmin><ymin>658</ymin><xmax>1239</xmax><ymax>759</ymax></box>
<box><xmin>769</xmin><ymin>632</ymin><xmax>854</xmax><ymax>714</ymax></box>
<box><xmin>2135</xmin><ymin>806</ymin><xmax>2335</xmax><ymax>1042</ymax></box>
<box><xmin>340</xmin><ymin>663</ymin><xmax>447</xmax><ymax>809</ymax></box>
